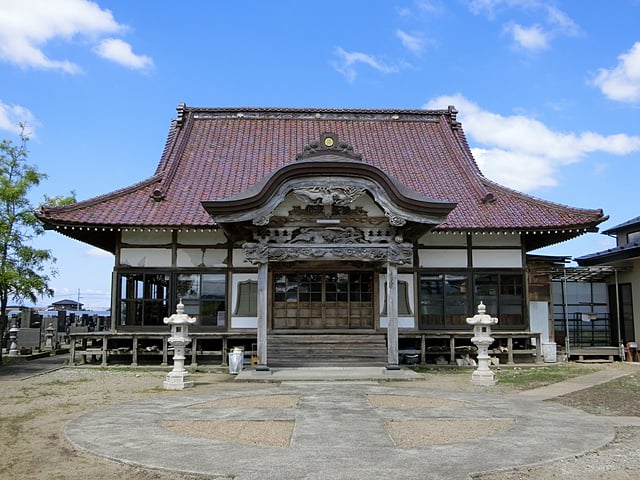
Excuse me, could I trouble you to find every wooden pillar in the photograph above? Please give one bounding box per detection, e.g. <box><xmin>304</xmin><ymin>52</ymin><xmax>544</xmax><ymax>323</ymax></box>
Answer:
<box><xmin>534</xmin><ymin>333</ymin><xmax>542</xmax><ymax>364</ymax></box>
<box><xmin>450</xmin><ymin>336</ymin><xmax>456</xmax><ymax>364</ymax></box>
<box><xmin>386</xmin><ymin>262</ymin><xmax>400</xmax><ymax>369</ymax></box>
<box><xmin>190</xmin><ymin>337</ymin><xmax>198</xmax><ymax>368</ymax></box>
<box><xmin>101</xmin><ymin>334</ymin><xmax>108</xmax><ymax>367</ymax></box>
<box><xmin>70</xmin><ymin>338</ymin><xmax>76</xmax><ymax>365</ymax></box>
<box><xmin>131</xmin><ymin>336</ymin><xmax>138</xmax><ymax>366</ymax></box>
<box><xmin>221</xmin><ymin>336</ymin><xmax>228</xmax><ymax>366</ymax></box>
<box><xmin>256</xmin><ymin>261</ymin><xmax>270</xmax><ymax>370</ymax></box>
<box><xmin>162</xmin><ymin>336</ymin><xmax>168</xmax><ymax>366</ymax></box>
<box><xmin>507</xmin><ymin>336</ymin><xmax>514</xmax><ymax>365</ymax></box>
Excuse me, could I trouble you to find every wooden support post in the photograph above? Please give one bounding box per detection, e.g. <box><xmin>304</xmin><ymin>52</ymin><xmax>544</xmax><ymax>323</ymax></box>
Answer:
<box><xmin>70</xmin><ymin>339</ymin><xmax>76</xmax><ymax>365</ymax></box>
<box><xmin>101</xmin><ymin>335</ymin><xmax>108</xmax><ymax>366</ymax></box>
<box><xmin>256</xmin><ymin>262</ymin><xmax>269</xmax><ymax>371</ymax></box>
<box><xmin>386</xmin><ymin>262</ymin><xmax>400</xmax><ymax>369</ymax></box>
<box><xmin>131</xmin><ymin>336</ymin><xmax>138</xmax><ymax>366</ymax></box>
<box><xmin>190</xmin><ymin>337</ymin><xmax>198</xmax><ymax>368</ymax></box>
<box><xmin>507</xmin><ymin>336</ymin><xmax>514</xmax><ymax>365</ymax></box>
<box><xmin>534</xmin><ymin>333</ymin><xmax>542</xmax><ymax>364</ymax></box>
<box><xmin>450</xmin><ymin>336</ymin><xmax>456</xmax><ymax>364</ymax></box>
<box><xmin>162</xmin><ymin>336</ymin><xmax>168</xmax><ymax>366</ymax></box>
<box><xmin>221</xmin><ymin>336</ymin><xmax>228</xmax><ymax>366</ymax></box>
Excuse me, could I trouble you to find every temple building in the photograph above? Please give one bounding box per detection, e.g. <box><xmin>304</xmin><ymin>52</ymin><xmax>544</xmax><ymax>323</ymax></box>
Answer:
<box><xmin>37</xmin><ymin>105</ymin><xmax>606</xmax><ymax>369</ymax></box>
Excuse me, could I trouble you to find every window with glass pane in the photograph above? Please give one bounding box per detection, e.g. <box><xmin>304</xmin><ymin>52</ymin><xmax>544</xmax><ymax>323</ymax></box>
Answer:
<box><xmin>499</xmin><ymin>274</ymin><xmax>524</xmax><ymax>326</ymax></box>
<box><xmin>177</xmin><ymin>273</ymin><xmax>200</xmax><ymax>317</ymax></box>
<box><xmin>350</xmin><ymin>273</ymin><xmax>372</xmax><ymax>302</ymax></box>
<box><xmin>419</xmin><ymin>273</ymin><xmax>469</xmax><ymax>328</ymax></box>
<box><xmin>274</xmin><ymin>274</ymin><xmax>291</xmax><ymax>302</ymax></box>
<box><xmin>474</xmin><ymin>273</ymin><xmax>499</xmax><ymax>315</ymax></box>
<box><xmin>177</xmin><ymin>273</ymin><xmax>226</xmax><ymax>327</ymax></box>
<box><xmin>419</xmin><ymin>274</ymin><xmax>445</xmax><ymax>326</ymax></box>
<box><xmin>201</xmin><ymin>274</ymin><xmax>226</xmax><ymax>326</ymax></box>
<box><xmin>119</xmin><ymin>272</ymin><xmax>169</xmax><ymax>326</ymax></box>
<box><xmin>445</xmin><ymin>275</ymin><xmax>469</xmax><ymax>326</ymax></box>
<box><xmin>473</xmin><ymin>272</ymin><xmax>523</xmax><ymax>327</ymax></box>
<box><xmin>325</xmin><ymin>273</ymin><xmax>348</xmax><ymax>302</ymax></box>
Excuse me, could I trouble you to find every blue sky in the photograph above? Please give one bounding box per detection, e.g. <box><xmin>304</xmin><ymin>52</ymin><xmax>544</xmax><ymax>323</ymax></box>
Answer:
<box><xmin>1</xmin><ymin>0</ymin><xmax>640</xmax><ymax>309</ymax></box>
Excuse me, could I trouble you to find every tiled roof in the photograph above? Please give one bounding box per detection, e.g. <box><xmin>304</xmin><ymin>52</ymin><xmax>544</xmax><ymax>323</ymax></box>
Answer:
<box><xmin>576</xmin><ymin>242</ymin><xmax>640</xmax><ymax>266</ymax></box>
<box><xmin>602</xmin><ymin>216</ymin><xmax>640</xmax><ymax>235</ymax></box>
<box><xmin>38</xmin><ymin>106</ymin><xmax>606</xmax><ymax>249</ymax></box>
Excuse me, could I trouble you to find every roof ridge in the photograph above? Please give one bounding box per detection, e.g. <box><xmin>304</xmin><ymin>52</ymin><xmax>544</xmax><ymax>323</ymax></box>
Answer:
<box><xmin>154</xmin><ymin>117</ymin><xmax>179</xmax><ymax>175</ymax></box>
<box><xmin>154</xmin><ymin>106</ymin><xmax>195</xmax><ymax>198</ymax></box>
<box><xmin>180</xmin><ymin>105</ymin><xmax>456</xmax><ymax>116</ymax></box>
<box><xmin>437</xmin><ymin>114</ymin><xmax>494</xmax><ymax>203</ymax></box>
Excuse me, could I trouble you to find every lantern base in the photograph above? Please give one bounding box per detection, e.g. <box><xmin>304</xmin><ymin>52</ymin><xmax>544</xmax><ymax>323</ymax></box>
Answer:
<box><xmin>163</xmin><ymin>370</ymin><xmax>195</xmax><ymax>390</ymax></box>
<box><xmin>470</xmin><ymin>369</ymin><xmax>497</xmax><ymax>386</ymax></box>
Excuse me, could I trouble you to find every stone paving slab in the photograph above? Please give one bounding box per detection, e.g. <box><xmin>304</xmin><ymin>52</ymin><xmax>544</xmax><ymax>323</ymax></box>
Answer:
<box><xmin>65</xmin><ymin>375</ymin><xmax>618</xmax><ymax>480</ymax></box>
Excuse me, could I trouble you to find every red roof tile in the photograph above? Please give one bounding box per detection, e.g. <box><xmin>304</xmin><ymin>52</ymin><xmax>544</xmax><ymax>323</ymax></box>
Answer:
<box><xmin>37</xmin><ymin>106</ymin><xmax>606</xmax><ymax>249</ymax></box>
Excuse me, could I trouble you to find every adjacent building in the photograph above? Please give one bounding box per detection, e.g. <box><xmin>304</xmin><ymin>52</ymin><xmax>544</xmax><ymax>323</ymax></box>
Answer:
<box><xmin>575</xmin><ymin>217</ymin><xmax>640</xmax><ymax>355</ymax></box>
<box><xmin>37</xmin><ymin>105</ymin><xmax>606</xmax><ymax>369</ymax></box>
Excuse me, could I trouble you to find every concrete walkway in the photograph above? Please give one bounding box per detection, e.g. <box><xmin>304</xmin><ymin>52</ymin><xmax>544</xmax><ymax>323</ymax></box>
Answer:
<box><xmin>0</xmin><ymin>353</ymin><xmax>68</xmax><ymax>380</ymax></box>
<box><xmin>64</xmin><ymin>363</ymin><xmax>640</xmax><ymax>480</ymax></box>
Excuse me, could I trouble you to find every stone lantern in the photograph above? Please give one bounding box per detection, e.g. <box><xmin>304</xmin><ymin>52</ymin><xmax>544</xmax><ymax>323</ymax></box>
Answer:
<box><xmin>163</xmin><ymin>301</ymin><xmax>196</xmax><ymax>390</ymax></box>
<box><xmin>44</xmin><ymin>322</ymin><xmax>55</xmax><ymax>351</ymax></box>
<box><xmin>466</xmin><ymin>302</ymin><xmax>498</xmax><ymax>386</ymax></box>
<box><xmin>8</xmin><ymin>324</ymin><xmax>19</xmax><ymax>356</ymax></box>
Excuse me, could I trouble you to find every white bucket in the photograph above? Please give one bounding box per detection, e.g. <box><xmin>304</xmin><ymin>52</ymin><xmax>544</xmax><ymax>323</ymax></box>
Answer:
<box><xmin>542</xmin><ymin>342</ymin><xmax>557</xmax><ymax>363</ymax></box>
<box><xmin>228</xmin><ymin>350</ymin><xmax>244</xmax><ymax>374</ymax></box>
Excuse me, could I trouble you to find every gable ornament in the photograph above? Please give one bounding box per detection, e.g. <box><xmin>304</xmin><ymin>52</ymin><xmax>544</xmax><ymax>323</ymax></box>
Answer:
<box><xmin>293</xmin><ymin>185</ymin><xmax>366</xmax><ymax>217</ymax></box>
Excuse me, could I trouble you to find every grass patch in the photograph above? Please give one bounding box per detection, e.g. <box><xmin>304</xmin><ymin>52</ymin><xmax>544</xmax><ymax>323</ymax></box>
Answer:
<box><xmin>552</xmin><ymin>373</ymin><xmax>640</xmax><ymax>416</ymax></box>
<box><xmin>39</xmin><ymin>377</ymin><xmax>90</xmax><ymax>387</ymax></box>
<box><xmin>415</xmin><ymin>366</ymin><xmax>471</xmax><ymax>374</ymax></box>
<box><xmin>0</xmin><ymin>410</ymin><xmax>42</xmax><ymax>438</ymax></box>
<box><xmin>496</xmin><ymin>365</ymin><xmax>600</xmax><ymax>390</ymax></box>
<box><xmin>0</xmin><ymin>356</ymin><xmax>26</xmax><ymax>366</ymax></box>
<box><xmin>140</xmin><ymin>386</ymin><xmax>169</xmax><ymax>394</ymax></box>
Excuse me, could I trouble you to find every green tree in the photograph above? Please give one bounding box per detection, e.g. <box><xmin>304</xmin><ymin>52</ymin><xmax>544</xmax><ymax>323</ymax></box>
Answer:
<box><xmin>0</xmin><ymin>127</ymin><xmax>72</xmax><ymax>361</ymax></box>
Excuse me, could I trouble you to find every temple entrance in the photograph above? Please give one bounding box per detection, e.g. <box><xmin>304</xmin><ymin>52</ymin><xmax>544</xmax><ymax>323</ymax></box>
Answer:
<box><xmin>272</xmin><ymin>271</ymin><xmax>374</xmax><ymax>329</ymax></box>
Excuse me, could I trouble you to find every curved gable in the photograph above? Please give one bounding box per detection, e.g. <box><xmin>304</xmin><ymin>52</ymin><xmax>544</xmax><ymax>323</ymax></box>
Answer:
<box><xmin>202</xmin><ymin>133</ymin><xmax>456</xmax><ymax>237</ymax></box>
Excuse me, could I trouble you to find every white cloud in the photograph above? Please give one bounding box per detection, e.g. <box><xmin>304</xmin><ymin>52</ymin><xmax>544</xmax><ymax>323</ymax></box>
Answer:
<box><xmin>424</xmin><ymin>94</ymin><xmax>640</xmax><ymax>191</ymax></box>
<box><xmin>94</xmin><ymin>38</ymin><xmax>153</xmax><ymax>71</ymax></box>
<box><xmin>505</xmin><ymin>23</ymin><xmax>548</xmax><ymax>51</ymax></box>
<box><xmin>467</xmin><ymin>0</ymin><xmax>503</xmax><ymax>18</ymax></box>
<box><xmin>0</xmin><ymin>0</ymin><xmax>152</xmax><ymax>73</ymax></box>
<box><xmin>593</xmin><ymin>42</ymin><xmax>640</xmax><ymax>103</ymax></box>
<box><xmin>544</xmin><ymin>4</ymin><xmax>579</xmax><ymax>36</ymax></box>
<box><xmin>0</xmin><ymin>101</ymin><xmax>38</xmax><ymax>135</ymax></box>
<box><xmin>396</xmin><ymin>30</ymin><xmax>426</xmax><ymax>55</ymax></box>
<box><xmin>468</xmin><ymin>0</ymin><xmax>579</xmax><ymax>51</ymax></box>
<box><xmin>332</xmin><ymin>47</ymin><xmax>398</xmax><ymax>83</ymax></box>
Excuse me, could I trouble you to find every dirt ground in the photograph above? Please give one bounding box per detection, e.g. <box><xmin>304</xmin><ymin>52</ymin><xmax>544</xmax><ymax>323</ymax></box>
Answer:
<box><xmin>0</xmin><ymin>362</ymin><xmax>638</xmax><ymax>480</ymax></box>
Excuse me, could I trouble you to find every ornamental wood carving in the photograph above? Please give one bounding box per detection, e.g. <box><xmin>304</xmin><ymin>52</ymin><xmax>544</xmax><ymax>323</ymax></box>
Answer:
<box><xmin>293</xmin><ymin>186</ymin><xmax>366</xmax><ymax>217</ymax></box>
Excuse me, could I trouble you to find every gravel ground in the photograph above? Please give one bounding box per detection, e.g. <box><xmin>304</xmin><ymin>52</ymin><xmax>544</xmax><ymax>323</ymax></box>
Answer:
<box><xmin>0</xmin><ymin>362</ymin><xmax>638</xmax><ymax>479</ymax></box>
